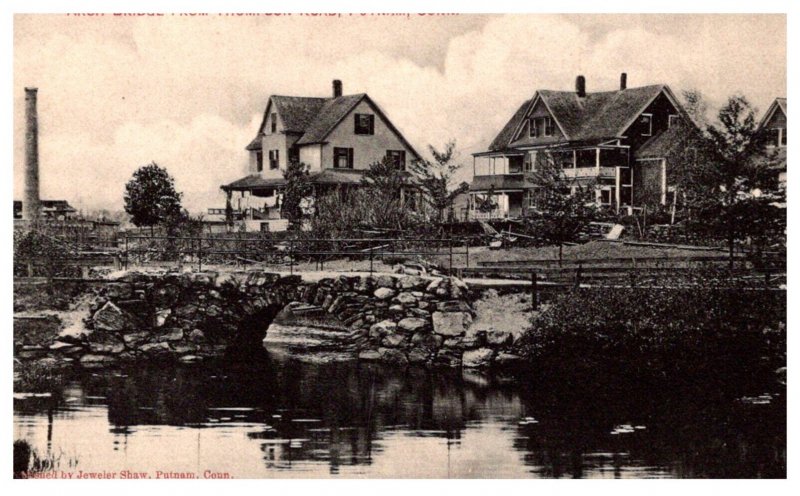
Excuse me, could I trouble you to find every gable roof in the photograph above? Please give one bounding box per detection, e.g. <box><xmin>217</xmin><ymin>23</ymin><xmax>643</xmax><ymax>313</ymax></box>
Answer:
<box><xmin>295</xmin><ymin>94</ymin><xmax>366</xmax><ymax>145</ymax></box>
<box><xmin>248</xmin><ymin>92</ymin><xmax>421</xmax><ymax>161</ymax></box>
<box><xmin>489</xmin><ymin>84</ymin><xmax>675</xmax><ymax>151</ymax></box>
<box><xmin>758</xmin><ymin>97</ymin><xmax>787</xmax><ymax>130</ymax></box>
<box><xmin>634</xmin><ymin>121</ymin><xmax>701</xmax><ymax>159</ymax></box>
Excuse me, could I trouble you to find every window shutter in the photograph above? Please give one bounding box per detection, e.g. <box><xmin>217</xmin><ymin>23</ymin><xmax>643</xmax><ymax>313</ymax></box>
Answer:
<box><xmin>276</xmin><ymin>150</ymin><xmax>279</xmax><ymax>166</ymax></box>
<box><xmin>369</xmin><ymin>115</ymin><xmax>375</xmax><ymax>135</ymax></box>
<box><xmin>348</xmin><ymin>148</ymin><xmax>354</xmax><ymax>168</ymax></box>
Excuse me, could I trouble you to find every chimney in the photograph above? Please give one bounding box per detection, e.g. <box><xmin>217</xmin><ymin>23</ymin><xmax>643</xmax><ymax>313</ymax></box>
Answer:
<box><xmin>575</xmin><ymin>75</ymin><xmax>586</xmax><ymax>98</ymax></box>
<box><xmin>332</xmin><ymin>79</ymin><xmax>342</xmax><ymax>98</ymax></box>
<box><xmin>24</xmin><ymin>87</ymin><xmax>41</xmax><ymax>222</ymax></box>
<box><xmin>620</xmin><ymin>72</ymin><xmax>627</xmax><ymax>90</ymax></box>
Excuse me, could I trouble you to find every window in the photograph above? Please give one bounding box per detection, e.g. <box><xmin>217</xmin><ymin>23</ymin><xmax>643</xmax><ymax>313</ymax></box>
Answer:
<box><xmin>270</xmin><ymin>113</ymin><xmax>277</xmax><ymax>133</ymax></box>
<box><xmin>355</xmin><ymin>114</ymin><xmax>374</xmax><ymax>135</ymax></box>
<box><xmin>781</xmin><ymin>127</ymin><xmax>787</xmax><ymax>147</ymax></box>
<box><xmin>529</xmin><ymin>116</ymin><xmax>554</xmax><ymax>138</ymax></box>
<box><xmin>386</xmin><ymin>150</ymin><xmax>406</xmax><ymax>170</ymax></box>
<box><xmin>668</xmin><ymin>114</ymin><xmax>680</xmax><ymax>128</ymax></box>
<box><xmin>256</xmin><ymin>151</ymin><xmax>264</xmax><ymax>172</ymax></box>
<box><xmin>524</xmin><ymin>151</ymin><xmax>537</xmax><ymax>172</ymax></box>
<box><xmin>640</xmin><ymin>114</ymin><xmax>653</xmax><ymax>136</ymax></box>
<box><xmin>268</xmin><ymin>150</ymin><xmax>279</xmax><ymax>170</ymax></box>
<box><xmin>334</xmin><ymin>147</ymin><xmax>354</xmax><ymax>169</ymax></box>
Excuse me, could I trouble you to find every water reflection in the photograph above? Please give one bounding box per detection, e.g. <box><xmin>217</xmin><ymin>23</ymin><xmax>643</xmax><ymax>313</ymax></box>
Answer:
<box><xmin>13</xmin><ymin>354</ymin><xmax>785</xmax><ymax>478</ymax></box>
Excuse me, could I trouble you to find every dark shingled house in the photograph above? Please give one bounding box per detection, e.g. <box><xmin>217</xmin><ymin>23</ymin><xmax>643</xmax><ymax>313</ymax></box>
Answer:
<box><xmin>220</xmin><ymin>80</ymin><xmax>421</xmax><ymax>232</ymax></box>
<box><xmin>757</xmin><ymin>97</ymin><xmax>787</xmax><ymax>186</ymax></box>
<box><xmin>469</xmin><ymin>73</ymin><xmax>695</xmax><ymax>219</ymax></box>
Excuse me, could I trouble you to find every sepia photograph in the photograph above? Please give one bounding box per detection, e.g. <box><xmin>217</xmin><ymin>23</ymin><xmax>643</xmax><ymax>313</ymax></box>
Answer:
<box><xmin>9</xmin><ymin>6</ymin><xmax>789</xmax><ymax>481</ymax></box>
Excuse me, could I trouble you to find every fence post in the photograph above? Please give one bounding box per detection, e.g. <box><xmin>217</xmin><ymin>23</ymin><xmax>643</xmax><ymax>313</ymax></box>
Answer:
<box><xmin>369</xmin><ymin>246</ymin><xmax>374</xmax><ymax>275</ymax></box>
<box><xmin>197</xmin><ymin>237</ymin><xmax>203</xmax><ymax>271</ymax></box>
<box><xmin>575</xmin><ymin>263</ymin><xmax>582</xmax><ymax>289</ymax></box>
<box><xmin>531</xmin><ymin>271</ymin><xmax>538</xmax><ymax>310</ymax></box>
<box><xmin>465</xmin><ymin>239</ymin><xmax>470</xmax><ymax>268</ymax></box>
<box><xmin>124</xmin><ymin>236</ymin><xmax>128</xmax><ymax>270</ymax></box>
<box><xmin>449</xmin><ymin>238</ymin><xmax>453</xmax><ymax>273</ymax></box>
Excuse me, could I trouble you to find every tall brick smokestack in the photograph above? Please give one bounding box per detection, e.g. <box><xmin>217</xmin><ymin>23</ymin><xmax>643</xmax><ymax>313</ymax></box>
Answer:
<box><xmin>24</xmin><ymin>87</ymin><xmax>41</xmax><ymax>221</ymax></box>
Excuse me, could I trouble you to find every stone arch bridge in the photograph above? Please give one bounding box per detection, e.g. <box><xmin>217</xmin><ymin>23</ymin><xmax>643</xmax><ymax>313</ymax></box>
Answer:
<box><xmin>58</xmin><ymin>270</ymin><xmax>517</xmax><ymax>368</ymax></box>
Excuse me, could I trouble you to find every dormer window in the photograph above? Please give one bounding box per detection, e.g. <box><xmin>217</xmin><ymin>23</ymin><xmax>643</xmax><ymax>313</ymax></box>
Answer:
<box><xmin>529</xmin><ymin>116</ymin><xmax>554</xmax><ymax>138</ymax></box>
<box><xmin>355</xmin><ymin>114</ymin><xmax>374</xmax><ymax>135</ymax></box>
<box><xmin>640</xmin><ymin>113</ymin><xmax>653</xmax><ymax>136</ymax></box>
<box><xmin>270</xmin><ymin>113</ymin><xmax>277</xmax><ymax>133</ymax></box>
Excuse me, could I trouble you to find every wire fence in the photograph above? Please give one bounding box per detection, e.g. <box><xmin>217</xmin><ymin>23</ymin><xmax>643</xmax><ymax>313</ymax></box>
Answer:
<box><xmin>121</xmin><ymin>235</ymin><xmax>471</xmax><ymax>275</ymax></box>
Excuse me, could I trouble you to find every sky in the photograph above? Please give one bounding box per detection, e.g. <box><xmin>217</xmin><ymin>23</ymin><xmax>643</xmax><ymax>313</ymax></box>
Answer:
<box><xmin>13</xmin><ymin>13</ymin><xmax>786</xmax><ymax>214</ymax></box>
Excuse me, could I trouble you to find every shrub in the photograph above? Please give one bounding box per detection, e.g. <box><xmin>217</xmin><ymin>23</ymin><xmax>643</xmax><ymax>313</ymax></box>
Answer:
<box><xmin>516</xmin><ymin>270</ymin><xmax>785</xmax><ymax>382</ymax></box>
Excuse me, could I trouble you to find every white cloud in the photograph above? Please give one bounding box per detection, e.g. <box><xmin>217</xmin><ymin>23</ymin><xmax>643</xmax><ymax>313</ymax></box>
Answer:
<box><xmin>13</xmin><ymin>14</ymin><xmax>786</xmax><ymax>213</ymax></box>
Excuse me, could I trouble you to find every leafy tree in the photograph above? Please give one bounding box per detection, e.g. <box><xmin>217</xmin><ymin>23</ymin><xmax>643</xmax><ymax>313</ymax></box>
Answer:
<box><xmin>527</xmin><ymin>152</ymin><xmax>597</xmax><ymax>264</ymax></box>
<box><xmin>360</xmin><ymin>156</ymin><xmax>417</xmax><ymax>230</ymax></box>
<box><xmin>124</xmin><ymin>162</ymin><xmax>183</xmax><ymax>232</ymax></box>
<box><xmin>669</xmin><ymin>95</ymin><xmax>783</xmax><ymax>266</ymax></box>
<box><xmin>281</xmin><ymin>161</ymin><xmax>313</xmax><ymax>230</ymax></box>
<box><xmin>409</xmin><ymin>141</ymin><xmax>469</xmax><ymax>223</ymax></box>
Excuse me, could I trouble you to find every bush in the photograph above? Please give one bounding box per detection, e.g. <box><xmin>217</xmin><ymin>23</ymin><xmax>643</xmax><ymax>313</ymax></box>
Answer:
<box><xmin>13</xmin><ymin>229</ymin><xmax>75</xmax><ymax>277</ymax></box>
<box><xmin>516</xmin><ymin>271</ymin><xmax>785</xmax><ymax>382</ymax></box>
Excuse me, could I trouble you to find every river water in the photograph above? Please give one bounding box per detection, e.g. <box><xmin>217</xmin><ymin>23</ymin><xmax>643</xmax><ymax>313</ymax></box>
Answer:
<box><xmin>14</xmin><ymin>348</ymin><xmax>785</xmax><ymax>479</ymax></box>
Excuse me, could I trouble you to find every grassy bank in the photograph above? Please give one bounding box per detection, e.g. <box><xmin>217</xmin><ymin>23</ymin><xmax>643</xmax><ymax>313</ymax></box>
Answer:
<box><xmin>515</xmin><ymin>272</ymin><xmax>785</xmax><ymax>384</ymax></box>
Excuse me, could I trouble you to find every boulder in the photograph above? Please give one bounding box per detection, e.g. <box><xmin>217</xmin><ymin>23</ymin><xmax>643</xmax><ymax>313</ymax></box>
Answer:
<box><xmin>437</xmin><ymin>300</ymin><xmax>472</xmax><ymax>313</ymax></box>
<box><xmin>398</xmin><ymin>276</ymin><xmax>428</xmax><ymax>290</ymax></box>
<box><xmin>369</xmin><ymin>320</ymin><xmax>397</xmax><ymax>337</ymax></box>
<box><xmin>378</xmin><ymin>347</ymin><xmax>408</xmax><ymax>366</ymax></box>
<box><xmin>433</xmin><ymin>349</ymin><xmax>461</xmax><ymax>368</ymax></box>
<box><xmin>410</xmin><ymin>332</ymin><xmax>442</xmax><ymax>352</ymax></box>
<box><xmin>159</xmin><ymin>328</ymin><xmax>184</xmax><ymax>342</ymax></box>
<box><xmin>155</xmin><ymin>309</ymin><xmax>172</xmax><ymax>328</ymax></box>
<box><xmin>462</xmin><ymin>348</ymin><xmax>495</xmax><ymax>368</ymax></box>
<box><xmin>375</xmin><ymin>275</ymin><xmax>395</xmax><ymax>288</ymax></box>
<box><xmin>358</xmin><ymin>349</ymin><xmax>381</xmax><ymax>361</ymax></box>
<box><xmin>486</xmin><ymin>329</ymin><xmax>513</xmax><ymax>346</ymax></box>
<box><xmin>382</xmin><ymin>333</ymin><xmax>406</xmax><ymax>348</ymax></box>
<box><xmin>123</xmin><ymin>331</ymin><xmax>151</xmax><ymax>346</ymax></box>
<box><xmin>172</xmin><ymin>344</ymin><xmax>198</xmax><ymax>354</ymax></box>
<box><xmin>79</xmin><ymin>354</ymin><xmax>116</xmax><ymax>368</ymax></box>
<box><xmin>139</xmin><ymin>342</ymin><xmax>171</xmax><ymax>354</ymax></box>
<box><xmin>188</xmin><ymin>329</ymin><xmax>205</xmax><ymax>343</ymax></box>
<box><xmin>432</xmin><ymin>311</ymin><xmax>472</xmax><ymax>337</ymax></box>
<box><xmin>409</xmin><ymin>308</ymin><xmax>431</xmax><ymax>318</ymax></box>
<box><xmin>425</xmin><ymin>278</ymin><xmax>443</xmax><ymax>292</ymax></box>
<box><xmin>494</xmin><ymin>352</ymin><xmax>523</xmax><ymax>366</ymax></box>
<box><xmin>374</xmin><ymin>288</ymin><xmax>396</xmax><ymax>300</ymax></box>
<box><xmin>407</xmin><ymin>348</ymin><xmax>432</xmax><ymax>365</ymax></box>
<box><xmin>88</xmin><ymin>342</ymin><xmax>125</xmax><ymax>354</ymax></box>
<box><xmin>396</xmin><ymin>292</ymin><xmax>417</xmax><ymax>305</ymax></box>
<box><xmin>92</xmin><ymin>302</ymin><xmax>132</xmax><ymax>332</ymax></box>
<box><xmin>398</xmin><ymin>317</ymin><xmax>428</xmax><ymax>333</ymax></box>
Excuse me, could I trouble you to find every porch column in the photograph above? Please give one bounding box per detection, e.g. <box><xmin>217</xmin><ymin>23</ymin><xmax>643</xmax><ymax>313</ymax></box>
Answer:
<box><xmin>615</xmin><ymin>167</ymin><xmax>621</xmax><ymax>213</ymax></box>
<box><xmin>661</xmin><ymin>159</ymin><xmax>667</xmax><ymax>205</ymax></box>
<box><xmin>595</xmin><ymin>148</ymin><xmax>600</xmax><ymax>173</ymax></box>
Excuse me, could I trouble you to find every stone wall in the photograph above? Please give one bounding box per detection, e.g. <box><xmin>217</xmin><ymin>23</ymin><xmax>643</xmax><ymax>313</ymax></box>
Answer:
<box><xmin>36</xmin><ymin>269</ymin><xmax>522</xmax><ymax>369</ymax></box>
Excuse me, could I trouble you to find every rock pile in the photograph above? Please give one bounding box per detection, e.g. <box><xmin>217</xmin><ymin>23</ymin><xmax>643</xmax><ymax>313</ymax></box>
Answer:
<box><xmin>34</xmin><ymin>270</ymin><xmax>522</xmax><ymax>369</ymax></box>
